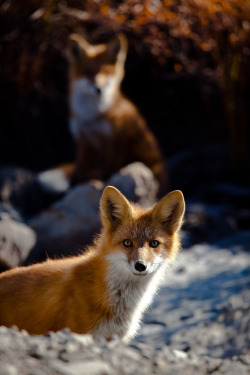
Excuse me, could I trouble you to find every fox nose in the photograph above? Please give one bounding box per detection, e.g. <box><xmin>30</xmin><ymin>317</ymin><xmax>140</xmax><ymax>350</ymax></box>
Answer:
<box><xmin>134</xmin><ymin>261</ymin><xmax>147</xmax><ymax>272</ymax></box>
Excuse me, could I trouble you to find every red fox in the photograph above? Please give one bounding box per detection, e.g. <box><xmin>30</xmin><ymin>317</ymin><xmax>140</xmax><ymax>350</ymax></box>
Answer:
<box><xmin>0</xmin><ymin>186</ymin><xmax>184</xmax><ymax>340</ymax></box>
<box><xmin>65</xmin><ymin>33</ymin><xmax>166</xmax><ymax>191</ymax></box>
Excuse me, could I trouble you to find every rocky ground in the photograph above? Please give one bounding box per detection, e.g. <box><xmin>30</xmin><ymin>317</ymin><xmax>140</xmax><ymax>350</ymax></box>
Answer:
<box><xmin>139</xmin><ymin>242</ymin><xmax>250</xmax><ymax>355</ymax></box>
<box><xmin>0</xmin><ymin>238</ymin><xmax>249</xmax><ymax>374</ymax></box>
<box><xmin>0</xmin><ymin>161</ymin><xmax>250</xmax><ymax>374</ymax></box>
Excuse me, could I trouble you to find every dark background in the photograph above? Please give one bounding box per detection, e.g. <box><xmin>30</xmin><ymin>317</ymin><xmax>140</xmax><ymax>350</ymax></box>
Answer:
<box><xmin>0</xmin><ymin>0</ymin><xmax>250</xmax><ymax>196</ymax></box>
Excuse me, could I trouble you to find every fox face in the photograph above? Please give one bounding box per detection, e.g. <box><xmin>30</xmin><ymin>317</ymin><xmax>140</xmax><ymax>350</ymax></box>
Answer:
<box><xmin>66</xmin><ymin>33</ymin><xmax>127</xmax><ymax>135</ymax></box>
<box><xmin>91</xmin><ymin>186</ymin><xmax>185</xmax><ymax>341</ymax></box>
<box><xmin>100</xmin><ymin>186</ymin><xmax>185</xmax><ymax>279</ymax></box>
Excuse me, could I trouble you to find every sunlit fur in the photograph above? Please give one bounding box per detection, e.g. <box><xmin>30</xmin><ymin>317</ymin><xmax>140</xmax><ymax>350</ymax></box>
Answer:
<box><xmin>0</xmin><ymin>186</ymin><xmax>184</xmax><ymax>340</ymax></box>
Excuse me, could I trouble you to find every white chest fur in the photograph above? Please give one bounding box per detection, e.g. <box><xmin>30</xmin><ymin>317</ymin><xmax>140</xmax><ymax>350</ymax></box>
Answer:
<box><xmin>91</xmin><ymin>251</ymin><xmax>166</xmax><ymax>341</ymax></box>
<box><xmin>69</xmin><ymin>117</ymin><xmax>112</xmax><ymax>141</ymax></box>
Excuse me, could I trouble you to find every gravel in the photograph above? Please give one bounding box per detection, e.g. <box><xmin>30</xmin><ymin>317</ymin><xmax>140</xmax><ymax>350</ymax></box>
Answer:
<box><xmin>0</xmin><ymin>239</ymin><xmax>250</xmax><ymax>374</ymax></box>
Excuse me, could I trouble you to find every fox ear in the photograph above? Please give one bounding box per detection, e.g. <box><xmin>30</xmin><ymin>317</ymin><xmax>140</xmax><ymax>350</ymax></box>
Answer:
<box><xmin>67</xmin><ymin>35</ymin><xmax>87</xmax><ymax>61</ymax></box>
<box><xmin>104</xmin><ymin>34</ymin><xmax>128</xmax><ymax>65</ymax></box>
<box><xmin>67</xmin><ymin>34</ymin><xmax>107</xmax><ymax>60</ymax></box>
<box><xmin>152</xmin><ymin>190</ymin><xmax>185</xmax><ymax>235</ymax></box>
<box><xmin>116</xmin><ymin>34</ymin><xmax>128</xmax><ymax>67</ymax></box>
<box><xmin>105</xmin><ymin>37</ymin><xmax>121</xmax><ymax>63</ymax></box>
<box><xmin>117</xmin><ymin>34</ymin><xmax>128</xmax><ymax>56</ymax></box>
<box><xmin>100</xmin><ymin>186</ymin><xmax>131</xmax><ymax>231</ymax></box>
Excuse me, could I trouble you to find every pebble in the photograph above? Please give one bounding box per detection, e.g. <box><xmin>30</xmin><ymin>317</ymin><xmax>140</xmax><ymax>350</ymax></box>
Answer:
<box><xmin>52</xmin><ymin>361</ymin><xmax>114</xmax><ymax>375</ymax></box>
<box><xmin>0</xmin><ymin>365</ymin><xmax>18</xmax><ymax>375</ymax></box>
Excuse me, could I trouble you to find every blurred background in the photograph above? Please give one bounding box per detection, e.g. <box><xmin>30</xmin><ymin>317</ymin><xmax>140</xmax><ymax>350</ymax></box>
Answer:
<box><xmin>1</xmin><ymin>0</ymin><xmax>249</xmax><ymax>181</ymax></box>
<box><xmin>0</xmin><ymin>0</ymin><xmax>250</xmax><ymax>251</ymax></box>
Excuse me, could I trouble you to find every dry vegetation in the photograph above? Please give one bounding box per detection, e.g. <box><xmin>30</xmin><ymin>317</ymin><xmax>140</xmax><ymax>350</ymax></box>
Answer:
<box><xmin>0</xmin><ymin>0</ymin><xmax>250</xmax><ymax>171</ymax></box>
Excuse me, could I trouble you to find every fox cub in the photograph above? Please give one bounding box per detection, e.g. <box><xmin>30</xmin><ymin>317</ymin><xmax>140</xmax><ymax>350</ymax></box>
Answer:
<box><xmin>66</xmin><ymin>33</ymin><xmax>166</xmax><ymax>190</ymax></box>
<box><xmin>0</xmin><ymin>186</ymin><xmax>184</xmax><ymax>340</ymax></box>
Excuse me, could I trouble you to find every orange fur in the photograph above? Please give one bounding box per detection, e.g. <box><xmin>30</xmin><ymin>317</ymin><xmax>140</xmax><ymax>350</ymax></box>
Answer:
<box><xmin>0</xmin><ymin>186</ymin><xmax>184</xmax><ymax>339</ymax></box>
<box><xmin>66</xmin><ymin>34</ymin><xmax>167</xmax><ymax>193</ymax></box>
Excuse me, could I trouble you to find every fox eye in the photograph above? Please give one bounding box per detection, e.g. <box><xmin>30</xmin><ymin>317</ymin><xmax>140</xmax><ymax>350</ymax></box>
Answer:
<box><xmin>123</xmin><ymin>239</ymin><xmax>132</xmax><ymax>247</ymax></box>
<box><xmin>149</xmin><ymin>240</ymin><xmax>159</xmax><ymax>248</ymax></box>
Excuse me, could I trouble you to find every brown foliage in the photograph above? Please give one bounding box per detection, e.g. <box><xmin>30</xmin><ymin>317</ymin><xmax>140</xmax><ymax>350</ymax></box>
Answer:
<box><xmin>0</xmin><ymin>0</ymin><xmax>250</xmax><ymax>168</ymax></box>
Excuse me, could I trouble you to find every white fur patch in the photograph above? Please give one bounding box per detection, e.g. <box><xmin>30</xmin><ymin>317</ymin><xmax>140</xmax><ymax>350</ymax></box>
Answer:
<box><xmin>95</xmin><ymin>73</ymin><xmax>118</xmax><ymax>113</ymax></box>
<box><xmin>70</xmin><ymin>78</ymin><xmax>115</xmax><ymax>139</ymax></box>
<box><xmin>91</xmin><ymin>251</ymin><xmax>168</xmax><ymax>341</ymax></box>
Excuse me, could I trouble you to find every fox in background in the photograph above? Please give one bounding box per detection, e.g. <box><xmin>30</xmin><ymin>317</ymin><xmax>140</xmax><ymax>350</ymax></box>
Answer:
<box><xmin>40</xmin><ymin>33</ymin><xmax>167</xmax><ymax>194</ymax></box>
<box><xmin>0</xmin><ymin>186</ymin><xmax>185</xmax><ymax>341</ymax></box>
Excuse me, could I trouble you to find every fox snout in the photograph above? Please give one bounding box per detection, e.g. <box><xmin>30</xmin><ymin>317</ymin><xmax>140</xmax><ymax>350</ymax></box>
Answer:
<box><xmin>129</xmin><ymin>258</ymin><xmax>149</xmax><ymax>276</ymax></box>
<box><xmin>127</xmin><ymin>244</ymin><xmax>160</xmax><ymax>276</ymax></box>
<box><xmin>72</xmin><ymin>78</ymin><xmax>101</xmax><ymax>97</ymax></box>
<box><xmin>94</xmin><ymin>85</ymin><xmax>101</xmax><ymax>95</ymax></box>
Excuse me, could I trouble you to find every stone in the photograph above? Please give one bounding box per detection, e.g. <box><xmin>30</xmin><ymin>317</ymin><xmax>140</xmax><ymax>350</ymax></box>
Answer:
<box><xmin>168</xmin><ymin>142</ymin><xmax>231</xmax><ymax>194</ymax></box>
<box><xmin>25</xmin><ymin>181</ymin><xmax>103</xmax><ymax>264</ymax></box>
<box><xmin>0</xmin><ymin>166</ymin><xmax>62</xmax><ymax>218</ymax></box>
<box><xmin>182</xmin><ymin>202</ymin><xmax>237</xmax><ymax>246</ymax></box>
<box><xmin>107</xmin><ymin>162</ymin><xmax>159</xmax><ymax>206</ymax></box>
<box><xmin>0</xmin><ymin>204</ymin><xmax>36</xmax><ymax>268</ymax></box>
<box><xmin>0</xmin><ymin>364</ymin><xmax>18</xmax><ymax>375</ymax></box>
<box><xmin>70</xmin><ymin>333</ymin><xmax>95</xmax><ymax>347</ymax></box>
<box><xmin>53</xmin><ymin>361</ymin><xmax>114</xmax><ymax>375</ymax></box>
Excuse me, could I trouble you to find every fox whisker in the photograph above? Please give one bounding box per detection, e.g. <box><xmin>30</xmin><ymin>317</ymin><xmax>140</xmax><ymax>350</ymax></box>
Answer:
<box><xmin>153</xmin><ymin>262</ymin><xmax>164</xmax><ymax>265</ymax></box>
<box><xmin>115</xmin><ymin>258</ymin><xmax>129</xmax><ymax>263</ymax></box>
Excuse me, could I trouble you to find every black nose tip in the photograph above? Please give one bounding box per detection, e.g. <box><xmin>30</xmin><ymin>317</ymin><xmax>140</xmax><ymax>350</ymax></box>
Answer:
<box><xmin>134</xmin><ymin>262</ymin><xmax>147</xmax><ymax>272</ymax></box>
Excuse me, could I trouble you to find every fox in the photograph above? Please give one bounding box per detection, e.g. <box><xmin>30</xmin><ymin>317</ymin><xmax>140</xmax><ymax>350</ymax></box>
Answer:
<box><xmin>0</xmin><ymin>186</ymin><xmax>184</xmax><ymax>340</ymax></box>
<box><xmin>64</xmin><ymin>33</ymin><xmax>166</xmax><ymax>192</ymax></box>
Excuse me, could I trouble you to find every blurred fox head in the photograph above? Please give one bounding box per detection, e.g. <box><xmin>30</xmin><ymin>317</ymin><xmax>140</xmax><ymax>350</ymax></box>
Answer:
<box><xmin>100</xmin><ymin>186</ymin><xmax>185</xmax><ymax>278</ymax></box>
<box><xmin>66</xmin><ymin>33</ymin><xmax>127</xmax><ymax>124</ymax></box>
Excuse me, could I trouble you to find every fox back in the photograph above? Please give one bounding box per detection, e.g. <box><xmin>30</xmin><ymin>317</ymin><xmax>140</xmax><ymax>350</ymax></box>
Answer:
<box><xmin>66</xmin><ymin>34</ymin><xmax>167</xmax><ymax>191</ymax></box>
<box><xmin>0</xmin><ymin>186</ymin><xmax>184</xmax><ymax>340</ymax></box>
